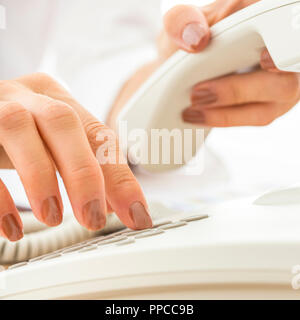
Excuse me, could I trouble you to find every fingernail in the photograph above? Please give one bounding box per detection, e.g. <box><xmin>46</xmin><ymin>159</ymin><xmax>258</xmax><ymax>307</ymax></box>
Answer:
<box><xmin>129</xmin><ymin>202</ymin><xmax>153</xmax><ymax>230</ymax></box>
<box><xmin>1</xmin><ymin>214</ymin><xmax>23</xmax><ymax>241</ymax></box>
<box><xmin>191</xmin><ymin>89</ymin><xmax>218</xmax><ymax>104</ymax></box>
<box><xmin>182</xmin><ymin>108</ymin><xmax>205</xmax><ymax>124</ymax></box>
<box><xmin>261</xmin><ymin>50</ymin><xmax>276</xmax><ymax>70</ymax></box>
<box><xmin>83</xmin><ymin>199</ymin><xmax>106</xmax><ymax>230</ymax></box>
<box><xmin>42</xmin><ymin>196</ymin><xmax>62</xmax><ymax>226</ymax></box>
<box><xmin>182</xmin><ymin>23</ymin><xmax>206</xmax><ymax>50</ymax></box>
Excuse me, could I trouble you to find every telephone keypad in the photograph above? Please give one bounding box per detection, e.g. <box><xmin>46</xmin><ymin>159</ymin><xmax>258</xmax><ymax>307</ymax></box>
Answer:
<box><xmin>6</xmin><ymin>214</ymin><xmax>209</xmax><ymax>271</ymax></box>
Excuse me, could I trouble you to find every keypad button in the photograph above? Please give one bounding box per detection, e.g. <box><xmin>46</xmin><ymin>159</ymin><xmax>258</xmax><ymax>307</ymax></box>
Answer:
<box><xmin>29</xmin><ymin>254</ymin><xmax>51</xmax><ymax>263</ymax></box>
<box><xmin>29</xmin><ymin>257</ymin><xmax>42</xmax><ymax>263</ymax></box>
<box><xmin>29</xmin><ymin>247</ymin><xmax>68</xmax><ymax>262</ymax></box>
<box><xmin>113</xmin><ymin>229</ymin><xmax>130</xmax><ymax>236</ymax></box>
<box><xmin>78</xmin><ymin>245</ymin><xmax>98</xmax><ymax>253</ymax></box>
<box><xmin>124</xmin><ymin>229</ymin><xmax>151</xmax><ymax>237</ymax></box>
<box><xmin>116</xmin><ymin>237</ymin><xmax>135</xmax><ymax>246</ymax></box>
<box><xmin>180</xmin><ymin>214</ymin><xmax>209</xmax><ymax>222</ymax></box>
<box><xmin>42</xmin><ymin>253</ymin><xmax>62</xmax><ymax>261</ymax></box>
<box><xmin>97</xmin><ymin>235</ymin><xmax>127</xmax><ymax>246</ymax></box>
<box><xmin>159</xmin><ymin>221</ymin><xmax>187</xmax><ymax>230</ymax></box>
<box><xmin>82</xmin><ymin>236</ymin><xmax>103</xmax><ymax>246</ymax></box>
<box><xmin>135</xmin><ymin>229</ymin><xmax>164</xmax><ymax>239</ymax></box>
<box><xmin>83</xmin><ymin>238</ymin><xmax>105</xmax><ymax>246</ymax></box>
<box><xmin>62</xmin><ymin>244</ymin><xmax>87</xmax><ymax>254</ymax></box>
<box><xmin>8</xmin><ymin>262</ymin><xmax>28</xmax><ymax>270</ymax></box>
<box><xmin>153</xmin><ymin>220</ymin><xmax>173</xmax><ymax>228</ymax></box>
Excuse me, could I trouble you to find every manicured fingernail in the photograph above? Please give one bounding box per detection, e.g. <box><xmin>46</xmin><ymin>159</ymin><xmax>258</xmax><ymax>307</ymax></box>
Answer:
<box><xmin>182</xmin><ymin>108</ymin><xmax>205</xmax><ymax>124</ymax></box>
<box><xmin>1</xmin><ymin>214</ymin><xmax>23</xmax><ymax>241</ymax></box>
<box><xmin>42</xmin><ymin>196</ymin><xmax>62</xmax><ymax>226</ymax></box>
<box><xmin>182</xmin><ymin>23</ymin><xmax>206</xmax><ymax>50</ymax></box>
<box><xmin>129</xmin><ymin>202</ymin><xmax>153</xmax><ymax>230</ymax></box>
<box><xmin>83</xmin><ymin>199</ymin><xmax>106</xmax><ymax>230</ymax></box>
<box><xmin>191</xmin><ymin>89</ymin><xmax>218</xmax><ymax>104</ymax></box>
<box><xmin>261</xmin><ymin>50</ymin><xmax>276</xmax><ymax>70</ymax></box>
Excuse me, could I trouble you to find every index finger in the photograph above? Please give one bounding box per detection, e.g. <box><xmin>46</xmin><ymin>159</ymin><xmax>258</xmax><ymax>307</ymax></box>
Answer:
<box><xmin>18</xmin><ymin>74</ymin><xmax>153</xmax><ymax>230</ymax></box>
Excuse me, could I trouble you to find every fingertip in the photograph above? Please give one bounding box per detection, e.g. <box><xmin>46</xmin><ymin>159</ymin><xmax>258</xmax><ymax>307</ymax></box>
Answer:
<box><xmin>81</xmin><ymin>199</ymin><xmax>107</xmax><ymax>231</ymax></box>
<box><xmin>102</xmin><ymin>161</ymin><xmax>153</xmax><ymax>230</ymax></box>
<box><xmin>85</xmin><ymin>215</ymin><xmax>106</xmax><ymax>231</ymax></box>
<box><xmin>129</xmin><ymin>201</ymin><xmax>153</xmax><ymax>230</ymax></box>
<box><xmin>182</xmin><ymin>107</ymin><xmax>205</xmax><ymax>124</ymax></box>
<box><xmin>41</xmin><ymin>196</ymin><xmax>63</xmax><ymax>227</ymax></box>
<box><xmin>0</xmin><ymin>213</ymin><xmax>24</xmax><ymax>242</ymax></box>
<box><xmin>164</xmin><ymin>5</ymin><xmax>210</xmax><ymax>53</ymax></box>
<box><xmin>112</xmin><ymin>196</ymin><xmax>153</xmax><ymax>231</ymax></box>
<box><xmin>182</xmin><ymin>23</ymin><xmax>211</xmax><ymax>52</ymax></box>
<box><xmin>107</xmin><ymin>184</ymin><xmax>153</xmax><ymax>230</ymax></box>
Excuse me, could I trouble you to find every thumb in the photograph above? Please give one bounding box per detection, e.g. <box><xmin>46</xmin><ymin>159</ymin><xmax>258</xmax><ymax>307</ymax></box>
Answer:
<box><xmin>164</xmin><ymin>5</ymin><xmax>210</xmax><ymax>53</ymax></box>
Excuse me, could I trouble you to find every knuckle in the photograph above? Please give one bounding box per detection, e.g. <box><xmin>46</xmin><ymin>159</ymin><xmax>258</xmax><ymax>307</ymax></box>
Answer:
<box><xmin>40</xmin><ymin>101</ymin><xmax>79</xmax><ymax>128</ymax></box>
<box><xmin>84</xmin><ymin>121</ymin><xmax>117</xmax><ymax>152</ymax></box>
<box><xmin>0</xmin><ymin>103</ymin><xmax>33</xmax><ymax>133</ymax></box>
<box><xmin>32</xmin><ymin>72</ymin><xmax>54</xmax><ymax>84</ymax></box>
<box><xmin>84</xmin><ymin>121</ymin><xmax>106</xmax><ymax>141</ymax></box>
<box><xmin>24</xmin><ymin>160</ymin><xmax>55</xmax><ymax>181</ymax></box>
<box><xmin>25</xmin><ymin>73</ymin><xmax>57</xmax><ymax>94</ymax></box>
<box><xmin>109</xmin><ymin>167</ymin><xmax>137</xmax><ymax>190</ymax></box>
<box><xmin>70</xmin><ymin>162</ymin><xmax>100</xmax><ymax>183</ymax></box>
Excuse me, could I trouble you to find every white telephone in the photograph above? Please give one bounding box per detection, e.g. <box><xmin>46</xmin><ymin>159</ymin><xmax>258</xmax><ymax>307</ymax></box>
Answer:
<box><xmin>118</xmin><ymin>0</ymin><xmax>300</xmax><ymax>172</ymax></box>
<box><xmin>1</xmin><ymin>0</ymin><xmax>300</xmax><ymax>300</ymax></box>
<box><xmin>2</xmin><ymin>193</ymin><xmax>300</xmax><ymax>299</ymax></box>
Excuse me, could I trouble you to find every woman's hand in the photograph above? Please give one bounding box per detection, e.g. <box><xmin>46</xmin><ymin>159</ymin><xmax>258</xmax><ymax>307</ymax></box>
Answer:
<box><xmin>183</xmin><ymin>54</ymin><xmax>300</xmax><ymax>126</ymax></box>
<box><xmin>0</xmin><ymin>73</ymin><xmax>152</xmax><ymax>242</ymax></box>
<box><xmin>162</xmin><ymin>0</ymin><xmax>300</xmax><ymax>127</ymax></box>
<box><xmin>161</xmin><ymin>0</ymin><xmax>258</xmax><ymax>55</ymax></box>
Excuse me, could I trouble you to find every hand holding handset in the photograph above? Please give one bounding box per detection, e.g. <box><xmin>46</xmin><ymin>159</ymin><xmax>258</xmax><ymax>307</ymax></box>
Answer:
<box><xmin>118</xmin><ymin>0</ymin><xmax>300</xmax><ymax>173</ymax></box>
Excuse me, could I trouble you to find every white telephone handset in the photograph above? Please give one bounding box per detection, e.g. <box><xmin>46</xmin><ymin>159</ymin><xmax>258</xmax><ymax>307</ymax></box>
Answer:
<box><xmin>118</xmin><ymin>0</ymin><xmax>300</xmax><ymax>173</ymax></box>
